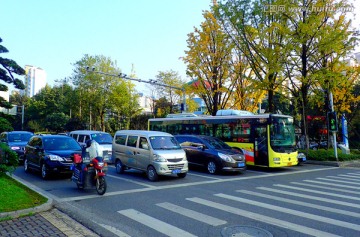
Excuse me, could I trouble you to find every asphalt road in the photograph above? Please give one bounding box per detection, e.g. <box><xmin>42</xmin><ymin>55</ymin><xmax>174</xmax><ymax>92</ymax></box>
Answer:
<box><xmin>13</xmin><ymin>164</ymin><xmax>360</xmax><ymax>237</ymax></box>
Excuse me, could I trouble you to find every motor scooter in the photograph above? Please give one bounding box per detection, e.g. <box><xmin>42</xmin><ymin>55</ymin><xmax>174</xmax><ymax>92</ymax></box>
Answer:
<box><xmin>71</xmin><ymin>140</ymin><xmax>107</xmax><ymax>195</ymax></box>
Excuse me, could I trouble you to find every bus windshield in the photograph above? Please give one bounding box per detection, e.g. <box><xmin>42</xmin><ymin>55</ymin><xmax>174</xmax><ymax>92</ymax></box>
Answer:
<box><xmin>270</xmin><ymin>116</ymin><xmax>296</xmax><ymax>147</ymax></box>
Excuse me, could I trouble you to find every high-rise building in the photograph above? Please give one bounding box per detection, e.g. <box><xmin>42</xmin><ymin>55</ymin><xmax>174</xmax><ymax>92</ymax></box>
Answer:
<box><xmin>23</xmin><ymin>65</ymin><xmax>47</xmax><ymax>97</ymax></box>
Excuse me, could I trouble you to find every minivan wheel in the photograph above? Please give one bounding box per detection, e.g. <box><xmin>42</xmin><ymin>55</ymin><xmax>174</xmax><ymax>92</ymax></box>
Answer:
<box><xmin>147</xmin><ymin>166</ymin><xmax>158</xmax><ymax>182</ymax></box>
<box><xmin>207</xmin><ymin>161</ymin><xmax>217</xmax><ymax>174</ymax></box>
<box><xmin>41</xmin><ymin>163</ymin><xmax>49</xmax><ymax>180</ymax></box>
<box><xmin>177</xmin><ymin>173</ymin><xmax>187</xmax><ymax>178</ymax></box>
<box><xmin>115</xmin><ymin>160</ymin><xmax>125</xmax><ymax>174</ymax></box>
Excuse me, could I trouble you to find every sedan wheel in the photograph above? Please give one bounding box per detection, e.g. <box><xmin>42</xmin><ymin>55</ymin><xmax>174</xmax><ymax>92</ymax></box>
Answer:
<box><xmin>41</xmin><ymin>163</ymin><xmax>49</xmax><ymax>180</ymax></box>
<box><xmin>207</xmin><ymin>161</ymin><xmax>217</xmax><ymax>174</ymax></box>
<box><xmin>147</xmin><ymin>166</ymin><xmax>158</xmax><ymax>182</ymax></box>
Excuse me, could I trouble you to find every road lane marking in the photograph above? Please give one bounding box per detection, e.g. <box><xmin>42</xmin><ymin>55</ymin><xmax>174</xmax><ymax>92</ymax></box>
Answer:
<box><xmin>237</xmin><ymin>190</ymin><xmax>360</xmax><ymax>218</ymax></box>
<box><xmin>274</xmin><ymin>184</ymin><xmax>360</xmax><ymax>201</ymax></box>
<box><xmin>107</xmin><ymin>174</ymin><xmax>156</xmax><ymax>188</ymax></box>
<box><xmin>186</xmin><ymin>172</ymin><xmax>221</xmax><ymax>180</ymax></box>
<box><xmin>291</xmin><ymin>182</ymin><xmax>360</xmax><ymax>195</ymax></box>
<box><xmin>257</xmin><ymin>187</ymin><xmax>360</xmax><ymax>208</ymax></box>
<box><xmin>156</xmin><ymin>202</ymin><xmax>226</xmax><ymax>226</ymax></box>
<box><xmin>117</xmin><ymin>209</ymin><xmax>197</xmax><ymax>237</ymax></box>
<box><xmin>34</xmin><ymin>166</ymin><xmax>339</xmax><ymax>202</ymax></box>
<box><xmin>187</xmin><ymin>197</ymin><xmax>341</xmax><ymax>237</ymax></box>
<box><xmin>216</xmin><ymin>193</ymin><xmax>360</xmax><ymax>231</ymax></box>
<box><xmin>97</xmin><ymin>223</ymin><xmax>130</xmax><ymax>237</ymax></box>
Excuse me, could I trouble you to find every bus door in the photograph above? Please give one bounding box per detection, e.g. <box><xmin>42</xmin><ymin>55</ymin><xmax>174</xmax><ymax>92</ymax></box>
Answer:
<box><xmin>253</xmin><ymin>125</ymin><xmax>269</xmax><ymax>167</ymax></box>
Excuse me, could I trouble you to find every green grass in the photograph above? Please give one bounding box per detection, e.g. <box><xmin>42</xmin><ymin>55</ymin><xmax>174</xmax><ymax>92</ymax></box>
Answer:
<box><xmin>0</xmin><ymin>174</ymin><xmax>47</xmax><ymax>213</ymax></box>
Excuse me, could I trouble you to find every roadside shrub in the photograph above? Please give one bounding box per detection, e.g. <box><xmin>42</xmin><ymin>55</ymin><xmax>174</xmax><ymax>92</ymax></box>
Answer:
<box><xmin>0</xmin><ymin>143</ymin><xmax>18</xmax><ymax>175</ymax></box>
<box><xmin>302</xmin><ymin>149</ymin><xmax>360</xmax><ymax>162</ymax></box>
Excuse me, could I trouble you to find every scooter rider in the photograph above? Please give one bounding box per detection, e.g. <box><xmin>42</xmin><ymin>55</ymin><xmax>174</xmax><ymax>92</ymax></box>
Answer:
<box><xmin>75</xmin><ymin>139</ymin><xmax>101</xmax><ymax>184</ymax></box>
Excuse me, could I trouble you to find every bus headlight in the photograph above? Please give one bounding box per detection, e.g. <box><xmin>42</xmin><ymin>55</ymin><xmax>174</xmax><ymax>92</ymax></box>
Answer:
<box><xmin>218</xmin><ymin>153</ymin><xmax>233</xmax><ymax>162</ymax></box>
<box><xmin>153</xmin><ymin>154</ymin><xmax>167</xmax><ymax>162</ymax></box>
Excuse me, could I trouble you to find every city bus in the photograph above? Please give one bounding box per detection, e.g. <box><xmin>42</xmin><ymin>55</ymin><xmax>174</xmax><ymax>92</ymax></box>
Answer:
<box><xmin>148</xmin><ymin>113</ymin><xmax>298</xmax><ymax>168</ymax></box>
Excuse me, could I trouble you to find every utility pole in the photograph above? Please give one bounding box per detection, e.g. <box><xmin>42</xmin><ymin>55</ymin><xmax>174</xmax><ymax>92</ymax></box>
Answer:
<box><xmin>329</xmin><ymin>91</ymin><xmax>338</xmax><ymax>161</ymax></box>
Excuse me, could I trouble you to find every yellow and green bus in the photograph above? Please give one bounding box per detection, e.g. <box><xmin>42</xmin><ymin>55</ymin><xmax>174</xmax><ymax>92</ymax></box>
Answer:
<box><xmin>148</xmin><ymin>113</ymin><xmax>298</xmax><ymax>168</ymax></box>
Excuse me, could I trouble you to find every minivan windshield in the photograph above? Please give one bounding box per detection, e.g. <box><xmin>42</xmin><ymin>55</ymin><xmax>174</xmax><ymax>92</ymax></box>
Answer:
<box><xmin>91</xmin><ymin>133</ymin><xmax>113</xmax><ymax>144</ymax></box>
<box><xmin>150</xmin><ymin>136</ymin><xmax>182</xmax><ymax>150</ymax></box>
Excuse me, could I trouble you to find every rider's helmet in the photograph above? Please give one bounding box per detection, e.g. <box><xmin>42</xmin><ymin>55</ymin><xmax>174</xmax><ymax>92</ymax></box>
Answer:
<box><xmin>86</xmin><ymin>139</ymin><xmax>93</xmax><ymax>148</ymax></box>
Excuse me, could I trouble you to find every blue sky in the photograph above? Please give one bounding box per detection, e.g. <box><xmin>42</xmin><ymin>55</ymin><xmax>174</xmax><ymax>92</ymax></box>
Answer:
<box><xmin>1</xmin><ymin>0</ymin><xmax>212</xmax><ymax>93</ymax></box>
<box><xmin>1</xmin><ymin>0</ymin><xmax>359</xmax><ymax>95</ymax></box>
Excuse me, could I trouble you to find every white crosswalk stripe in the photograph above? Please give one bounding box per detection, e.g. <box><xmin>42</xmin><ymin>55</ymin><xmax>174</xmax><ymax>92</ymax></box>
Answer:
<box><xmin>156</xmin><ymin>202</ymin><xmax>226</xmax><ymax>226</ymax></box>
<box><xmin>274</xmin><ymin>184</ymin><xmax>360</xmax><ymax>201</ymax></box>
<box><xmin>115</xmin><ymin>172</ymin><xmax>360</xmax><ymax>237</ymax></box>
<box><xmin>302</xmin><ymin>179</ymin><xmax>360</xmax><ymax>190</ymax></box>
<box><xmin>117</xmin><ymin>209</ymin><xmax>197</xmax><ymax>237</ymax></box>
<box><xmin>215</xmin><ymin>193</ymin><xmax>360</xmax><ymax>231</ymax></box>
<box><xmin>258</xmin><ymin>186</ymin><xmax>360</xmax><ymax>208</ymax></box>
<box><xmin>316</xmin><ymin>177</ymin><xmax>360</xmax><ymax>185</ymax></box>
<box><xmin>186</xmin><ymin>197</ymin><xmax>341</xmax><ymax>237</ymax></box>
<box><xmin>290</xmin><ymin>181</ymin><xmax>360</xmax><ymax>195</ymax></box>
<box><xmin>237</xmin><ymin>189</ymin><xmax>360</xmax><ymax>218</ymax></box>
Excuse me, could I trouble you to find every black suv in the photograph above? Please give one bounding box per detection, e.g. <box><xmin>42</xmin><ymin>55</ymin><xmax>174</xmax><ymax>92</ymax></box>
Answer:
<box><xmin>23</xmin><ymin>135</ymin><xmax>82</xmax><ymax>179</ymax></box>
<box><xmin>0</xmin><ymin>131</ymin><xmax>34</xmax><ymax>163</ymax></box>
<box><xmin>175</xmin><ymin>135</ymin><xmax>246</xmax><ymax>174</ymax></box>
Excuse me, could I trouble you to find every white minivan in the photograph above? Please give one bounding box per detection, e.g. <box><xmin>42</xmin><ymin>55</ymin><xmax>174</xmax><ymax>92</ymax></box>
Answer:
<box><xmin>112</xmin><ymin>130</ymin><xmax>188</xmax><ymax>181</ymax></box>
<box><xmin>69</xmin><ymin>130</ymin><xmax>113</xmax><ymax>163</ymax></box>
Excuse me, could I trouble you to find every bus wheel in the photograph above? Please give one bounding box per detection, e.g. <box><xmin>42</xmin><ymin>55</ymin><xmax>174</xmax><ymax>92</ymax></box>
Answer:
<box><xmin>207</xmin><ymin>161</ymin><xmax>217</xmax><ymax>174</ymax></box>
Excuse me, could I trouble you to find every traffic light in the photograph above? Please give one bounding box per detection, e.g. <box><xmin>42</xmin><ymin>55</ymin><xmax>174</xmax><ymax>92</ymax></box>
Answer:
<box><xmin>327</xmin><ymin>111</ymin><xmax>337</xmax><ymax>132</ymax></box>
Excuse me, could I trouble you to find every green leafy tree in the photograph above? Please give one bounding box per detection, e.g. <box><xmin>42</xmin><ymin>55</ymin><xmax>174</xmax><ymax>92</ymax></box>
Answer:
<box><xmin>0</xmin><ymin>117</ymin><xmax>13</xmax><ymax>132</ymax></box>
<box><xmin>71</xmin><ymin>54</ymin><xmax>141</xmax><ymax>131</ymax></box>
<box><xmin>216</xmin><ymin>0</ymin><xmax>292</xmax><ymax>113</ymax></box>
<box><xmin>44</xmin><ymin>112</ymin><xmax>70</xmax><ymax>133</ymax></box>
<box><xmin>153</xmin><ymin>70</ymin><xmax>184</xmax><ymax>114</ymax></box>
<box><xmin>0</xmin><ymin>37</ymin><xmax>25</xmax><ymax>110</ymax></box>
<box><xmin>183</xmin><ymin>11</ymin><xmax>235</xmax><ymax>116</ymax></box>
<box><xmin>281</xmin><ymin>0</ymin><xmax>357</xmax><ymax>147</ymax></box>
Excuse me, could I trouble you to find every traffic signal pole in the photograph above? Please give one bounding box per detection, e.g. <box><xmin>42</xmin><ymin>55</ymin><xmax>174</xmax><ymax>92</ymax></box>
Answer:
<box><xmin>329</xmin><ymin>92</ymin><xmax>338</xmax><ymax>161</ymax></box>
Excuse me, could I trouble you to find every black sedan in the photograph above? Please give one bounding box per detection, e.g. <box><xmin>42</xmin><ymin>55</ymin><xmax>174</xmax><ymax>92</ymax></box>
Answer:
<box><xmin>175</xmin><ymin>135</ymin><xmax>246</xmax><ymax>174</ymax></box>
<box><xmin>23</xmin><ymin>135</ymin><xmax>82</xmax><ymax>179</ymax></box>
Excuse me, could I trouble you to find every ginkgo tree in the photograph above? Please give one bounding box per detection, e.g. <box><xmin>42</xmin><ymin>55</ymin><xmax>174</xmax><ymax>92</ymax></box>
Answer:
<box><xmin>216</xmin><ymin>0</ymin><xmax>292</xmax><ymax>114</ymax></box>
<box><xmin>183</xmin><ymin>11</ymin><xmax>239</xmax><ymax>116</ymax></box>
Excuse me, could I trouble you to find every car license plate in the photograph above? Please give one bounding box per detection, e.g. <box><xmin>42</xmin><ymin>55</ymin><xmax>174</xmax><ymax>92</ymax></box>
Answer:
<box><xmin>238</xmin><ymin>163</ymin><xmax>245</xmax><ymax>167</ymax></box>
<box><xmin>172</xmin><ymin>169</ymin><xmax>181</xmax><ymax>174</ymax></box>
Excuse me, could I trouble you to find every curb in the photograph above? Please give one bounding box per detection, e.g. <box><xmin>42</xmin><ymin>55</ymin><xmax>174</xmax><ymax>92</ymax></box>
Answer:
<box><xmin>0</xmin><ymin>174</ymin><xmax>54</xmax><ymax>219</ymax></box>
<box><xmin>306</xmin><ymin>160</ymin><xmax>360</xmax><ymax>168</ymax></box>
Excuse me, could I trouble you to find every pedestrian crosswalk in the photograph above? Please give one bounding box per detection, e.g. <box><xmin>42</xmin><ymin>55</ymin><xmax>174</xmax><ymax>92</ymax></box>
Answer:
<box><xmin>115</xmin><ymin>171</ymin><xmax>360</xmax><ymax>237</ymax></box>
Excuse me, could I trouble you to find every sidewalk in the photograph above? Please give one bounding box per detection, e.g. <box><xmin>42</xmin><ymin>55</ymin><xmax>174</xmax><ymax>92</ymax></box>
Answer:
<box><xmin>0</xmin><ymin>174</ymin><xmax>100</xmax><ymax>237</ymax></box>
<box><xmin>0</xmin><ymin>208</ymin><xmax>99</xmax><ymax>237</ymax></box>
